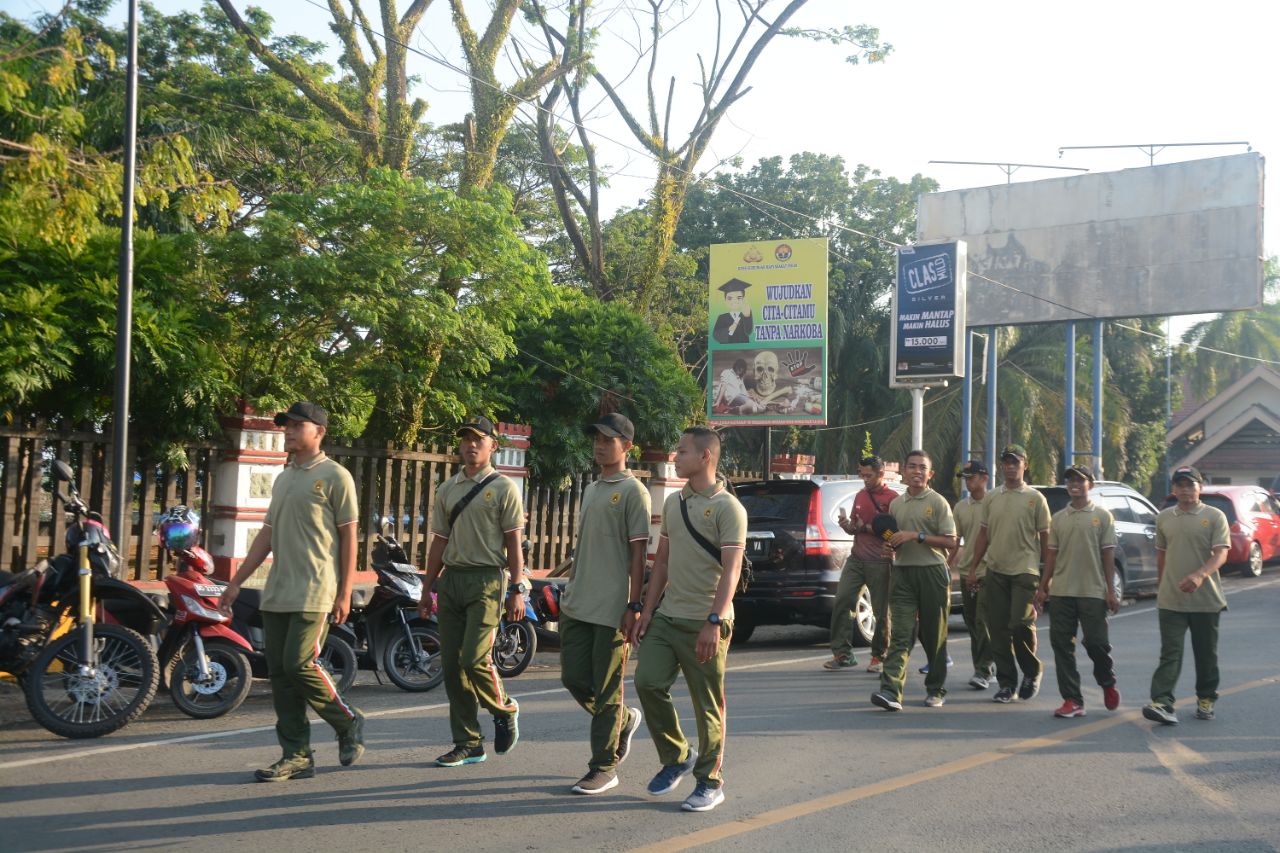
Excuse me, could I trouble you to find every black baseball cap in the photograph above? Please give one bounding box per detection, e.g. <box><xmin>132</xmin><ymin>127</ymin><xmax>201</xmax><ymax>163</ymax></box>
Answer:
<box><xmin>586</xmin><ymin>413</ymin><xmax>635</xmax><ymax>442</ymax></box>
<box><xmin>1171</xmin><ymin>465</ymin><xmax>1203</xmax><ymax>484</ymax></box>
<box><xmin>1001</xmin><ymin>444</ymin><xmax>1028</xmax><ymax>462</ymax></box>
<box><xmin>1063</xmin><ymin>464</ymin><xmax>1095</xmax><ymax>483</ymax></box>
<box><xmin>456</xmin><ymin>416</ymin><xmax>497</xmax><ymax>439</ymax></box>
<box><xmin>959</xmin><ymin>459</ymin><xmax>989</xmax><ymax>478</ymax></box>
<box><xmin>274</xmin><ymin>401</ymin><xmax>328</xmax><ymax>427</ymax></box>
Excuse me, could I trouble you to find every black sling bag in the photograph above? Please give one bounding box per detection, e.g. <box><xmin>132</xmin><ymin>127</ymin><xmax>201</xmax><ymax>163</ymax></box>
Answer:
<box><xmin>678</xmin><ymin>494</ymin><xmax>753</xmax><ymax>595</ymax></box>
<box><xmin>447</xmin><ymin>472</ymin><xmax>501</xmax><ymax>529</ymax></box>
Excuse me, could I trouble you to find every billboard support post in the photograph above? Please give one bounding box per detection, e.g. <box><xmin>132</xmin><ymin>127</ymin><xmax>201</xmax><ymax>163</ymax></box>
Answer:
<box><xmin>961</xmin><ymin>335</ymin><xmax>973</xmax><ymax>495</ymax></box>
<box><xmin>985</xmin><ymin>327</ymin><xmax>999</xmax><ymax>466</ymax></box>
<box><xmin>910</xmin><ymin>388</ymin><xmax>926</xmax><ymax>450</ymax></box>
<box><xmin>1092</xmin><ymin>321</ymin><xmax>1105</xmax><ymax>475</ymax></box>
<box><xmin>1065</xmin><ymin>322</ymin><xmax>1076</xmax><ymax>467</ymax></box>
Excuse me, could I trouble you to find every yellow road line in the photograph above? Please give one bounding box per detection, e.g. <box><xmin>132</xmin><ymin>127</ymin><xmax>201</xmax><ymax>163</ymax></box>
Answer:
<box><xmin>628</xmin><ymin>674</ymin><xmax>1279</xmax><ymax>853</ymax></box>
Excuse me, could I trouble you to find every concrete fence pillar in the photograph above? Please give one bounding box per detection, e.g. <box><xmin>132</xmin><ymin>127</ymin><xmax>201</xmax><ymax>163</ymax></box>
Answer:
<box><xmin>639</xmin><ymin>449</ymin><xmax>684</xmax><ymax>562</ymax></box>
<box><xmin>495</xmin><ymin>422</ymin><xmax>532</xmax><ymax>505</ymax></box>
<box><xmin>770</xmin><ymin>453</ymin><xmax>816</xmax><ymax>479</ymax></box>
<box><xmin>207</xmin><ymin>403</ymin><xmax>285</xmax><ymax>582</ymax></box>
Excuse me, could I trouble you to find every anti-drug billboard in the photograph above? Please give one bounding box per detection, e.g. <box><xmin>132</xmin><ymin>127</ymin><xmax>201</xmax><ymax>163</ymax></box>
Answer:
<box><xmin>890</xmin><ymin>241</ymin><xmax>967</xmax><ymax>387</ymax></box>
<box><xmin>707</xmin><ymin>238</ymin><xmax>828</xmax><ymax>426</ymax></box>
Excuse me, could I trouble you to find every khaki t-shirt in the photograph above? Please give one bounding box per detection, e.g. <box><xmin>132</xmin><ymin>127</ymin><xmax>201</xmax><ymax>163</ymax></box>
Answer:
<box><xmin>982</xmin><ymin>484</ymin><xmax>1051</xmax><ymax>576</ymax></box>
<box><xmin>658</xmin><ymin>481</ymin><xmax>747</xmax><ymax>621</ymax></box>
<box><xmin>562</xmin><ymin>471</ymin><xmax>652</xmax><ymax>628</ymax></box>
<box><xmin>1155</xmin><ymin>503</ymin><xmax>1230</xmax><ymax>612</ymax></box>
<box><xmin>1047</xmin><ymin>501</ymin><xmax>1116</xmax><ymax>599</ymax></box>
<box><xmin>953</xmin><ymin>495</ymin><xmax>990</xmax><ymax>579</ymax></box>
<box><xmin>262</xmin><ymin>453</ymin><xmax>358</xmax><ymax>613</ymax></box>
<box><xmin>430</xmin><ymin>466</ymin><xmax>525</xmax><ymax>570</ymax></box>
<box><xmin>889</xmin><ymin>487</ymin><xmax>956</xmax><ymax>567</ymax></box>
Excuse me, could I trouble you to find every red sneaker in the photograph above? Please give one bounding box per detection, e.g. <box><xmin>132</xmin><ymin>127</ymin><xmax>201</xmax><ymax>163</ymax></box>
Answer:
<box><xmin>1054</xmin><ymin>700</ymin><xmax>1086</xmax><ymax>718</ymax></box>
<box><xmin>1103</xmin><ymin>684</ymin><xmax>1121</xmax><ymax>711</ymax></box>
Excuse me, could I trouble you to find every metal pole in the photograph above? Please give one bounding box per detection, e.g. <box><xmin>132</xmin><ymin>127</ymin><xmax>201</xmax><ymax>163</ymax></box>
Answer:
<box><xmin>110</xmin><ymin>0</ymin><xmax>139</xmax><ymax>540</ymax></box>
<box><xmin>1092</xmin><ymin>320</ymin><xmax>1105</xmax><ymax>475</ymax></box>
<box><xmin>985</xmin><ymin>327</ymin><xmax>999</xmax><ymax>465</ymax></box>
<box><xmin>961</xmin><ymin>333</ymin><xmax>973</xmax><ymax>479</ymax></box>
<box><xmin>1064</xmin><ymin>322</ymin><xmax>1076</xmax><ymax>468</ymax></box>
<box><xmin>762</xmin><ymin>426</ymin><xmax>771</xmax><ymax>480</ymax></box>
<box><xmin>910</xmin><ymin>387</ymin><xmax>925</xmax><ymax>450</ymax></box>
<box><xmin>1165</xmin><ymin>317</ymin><xmax>1173</xmax><ymax>495</ymax></box>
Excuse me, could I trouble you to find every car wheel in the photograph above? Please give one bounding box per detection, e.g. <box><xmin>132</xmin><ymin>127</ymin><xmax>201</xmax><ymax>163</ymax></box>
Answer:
<box><xmin>853</xmin><ymin>586</ymin><xmax>875</xmax><ymax>647</ymax></box>
<box><xmin>1112</xmin><ymin>564</ymin><xmax>1127</xmax><ymax>601</ymax></box>
<box><xmin>1243</xmin><ymin>541</ymin><xmax>1264</xmax><ymax>578</ymax></box>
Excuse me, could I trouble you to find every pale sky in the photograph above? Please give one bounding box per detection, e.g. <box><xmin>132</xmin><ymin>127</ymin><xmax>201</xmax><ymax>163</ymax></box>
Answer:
<box><xmin>28</xmin><ymin>0</ymin><xmax>1278</xmax><ymax>331</ymax></box>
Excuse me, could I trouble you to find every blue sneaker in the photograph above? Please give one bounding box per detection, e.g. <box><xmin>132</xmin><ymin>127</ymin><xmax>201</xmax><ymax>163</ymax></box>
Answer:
<box><xmin>919</xmin><ymin>654</ymin><xmax>954</xmax><ymax>675</ymax></box>
<box><xmin>436</xmin><ymin>745</ymin><xmax>486</xmax><ymax>766</ymax></box>
<box><xmin>681</xmin><ymin>782</ymin><xmax>725</xmax><ymax>812</ymax></box>
<box><xmin>494</xmin><ymin>699</ymin><xmax>519</xmax><ymax>755</ymax></box>
<box><xmin>647</xmin><ymin>749</ymin><xmax>698</xmax><ymax>796</ymax></box>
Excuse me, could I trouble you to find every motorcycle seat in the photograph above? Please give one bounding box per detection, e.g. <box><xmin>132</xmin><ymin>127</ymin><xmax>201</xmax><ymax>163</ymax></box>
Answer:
<box><xmin>0</xmin><ymin>569</ymin><xmax>39</xmax><ymax>594</ymax></box>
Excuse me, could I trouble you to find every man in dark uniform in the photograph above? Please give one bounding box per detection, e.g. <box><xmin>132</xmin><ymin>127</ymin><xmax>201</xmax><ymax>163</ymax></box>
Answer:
<box><xmin>711</xmin><ymin>278</ymin><xmax>753</xmax><ymax>344</ymax></box>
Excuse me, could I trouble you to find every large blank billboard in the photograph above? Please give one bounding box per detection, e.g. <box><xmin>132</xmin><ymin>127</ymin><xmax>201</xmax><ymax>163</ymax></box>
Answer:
<box><xmin>916</xmin><ymin>153</ymin><xmax>1264</xmax><ymax>327</ymax></box>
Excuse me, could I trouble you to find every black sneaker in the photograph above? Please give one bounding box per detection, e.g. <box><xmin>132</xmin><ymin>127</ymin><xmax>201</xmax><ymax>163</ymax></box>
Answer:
<box><xmin>436</xmin><ymin>745</ymin><xmax>487</xmax><ymax>766</ymax></box>
<box><xmin>1017</xmin><ymin>672</ymin><xmax>1042</xmax><ymax>701</ymax></box>
<box><xmin>338</xmin><ymin>711</ymin><xmax>366</xmax><ymax>767</ymax></box>
<box><xmin>871</xmin><ymin>691</ymin><xmax>903</xmax><ymax>712</ymax></box>
<box><xmin>571</xmin><ymin>768</ymin><xmax>619</xmax><ymax>795</ymax></box>
<box><xmin>494</xmin><ymin>699</ymin><xmax>520</xmax><ymax>755</ymax></box>
<box><xmin>1142</xmin><ymin>703</ymin><xmax>1178</xmax><ymax>725</ymax></box>
<box><xmin>255</xmin><ymin>752</ymin><xmax>315</xmax><ymax>782</ymax></box>
<box><xmin>993</xmin><ymin>687</ymin><xmax>1015</xmax><ymax>704</ymax></box>
<box><xmin>616</xmin><ymin>706</ymin><xmax>643</xmax><ymax>766</ymax></box>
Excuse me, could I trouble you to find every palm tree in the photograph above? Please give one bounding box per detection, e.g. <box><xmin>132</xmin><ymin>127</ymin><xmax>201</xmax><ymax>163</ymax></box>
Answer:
<box><xmin>1181</xmin><ymin>256</ymin><xmax>1280</xmax><ymax>400</ymax></box>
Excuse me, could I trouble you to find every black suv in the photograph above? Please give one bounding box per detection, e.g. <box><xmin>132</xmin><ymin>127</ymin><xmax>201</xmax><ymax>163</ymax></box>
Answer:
<box><xmin>1032</xmin><ymin>481</ymin><xmax>1159</xmax><ymax>598</ymax></box>
<box><xmin>733</xmin><ymin>478</ymin><xmax>905</xmax><ymax>645</ymax></box>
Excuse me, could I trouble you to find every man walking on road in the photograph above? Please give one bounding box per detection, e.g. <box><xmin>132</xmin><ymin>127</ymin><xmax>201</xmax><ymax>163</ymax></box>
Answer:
<box><xmin>829</xmin><ymin>455</ymin><xmax>897</xmax><ymax>672</ymax></box>
<box><xmin>1033</xmin><ymin>465</ymin><xmax>1122</xmax><ymax>718</ymax></box>
<box><xmin>967</xmin><ymin>444</ymin><xmax>1051</xmax><ymax>704</ymax></box>
<box><xmin>559</xmin><ymin>413</ymin><xmax>651</xmax><ymax>795</ymax></box>
<box><xmin>220</xmin><ymin>401</ymin><xmax>364</xmax><ymax>782</ymax></box>
<box><xmin>871</xmin><ymin>450</ymin><xmax>957</xmax><ymax>711</ymax></box>
<box><xmin>951</xmin><ymin>460</ymin><xmax>995</xmax><ymax>689</ymax></box>
<box><xmin>419</xmin><ymin>416</ymin><xmax>526</xmax><ymax>767</ymax></box>
<box><xmin>1143</xmin><ymin>465</ymin><xmax>1230</xmax><ymax>726</ymax></box>
<box><xmin>630</xmin><ymin>427</ymin><xmax>747</xmax><ymax>813</ymax></box>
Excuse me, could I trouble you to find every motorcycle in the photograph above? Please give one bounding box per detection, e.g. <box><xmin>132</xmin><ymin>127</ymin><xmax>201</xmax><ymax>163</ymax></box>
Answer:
<box><xmin>491</xmin><ymin>569</ymin><xmax>539</xmax><ymax>679</ymax></box>
<box><xmin>328</xmin><ymin>524</ymin><xmax>443</xmax><ymax>692</ymax></box>
<box><xmin>0</xmin><ymin>460</ymin><xmax>163</xmax><ymax>738</ymax></box>
<box><xmin>155</xmin><ymin>533</ymin><xmax>254</xmax><ymax>719</ymax></box>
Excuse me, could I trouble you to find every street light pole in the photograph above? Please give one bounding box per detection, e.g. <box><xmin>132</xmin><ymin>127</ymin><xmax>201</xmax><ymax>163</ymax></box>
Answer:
<box><xmin>110</xmin><ymin>0</ymin><xmax>139</xmax><ymax>541</ymax></box>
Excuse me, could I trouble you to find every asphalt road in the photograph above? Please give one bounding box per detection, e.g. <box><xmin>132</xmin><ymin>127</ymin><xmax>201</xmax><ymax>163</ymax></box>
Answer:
<box><xmin>2</xmin><ymin>574</ymin><xmax>1279</xmax><ymax>853</ymax></box>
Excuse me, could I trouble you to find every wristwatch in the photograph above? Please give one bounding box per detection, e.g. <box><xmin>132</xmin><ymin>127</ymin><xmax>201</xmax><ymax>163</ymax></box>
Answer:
<box><xmin>507</xmin><ymin>581</ymin><xmax>529</xmax><ymax>596</ymax></box>
<box><xmin>707</xmin><ymin>613</ymin><xmax>722</xmax><ymax>625</ymax></box>
<box><xmin>916</xmin><ymin>531</ymin><xmax>927</xmax><ymax>544</ymax></box>
<box><xmin>627</xmin><ymin>601</ymin><xmax>644</xmax><ymax>613</ymax></box>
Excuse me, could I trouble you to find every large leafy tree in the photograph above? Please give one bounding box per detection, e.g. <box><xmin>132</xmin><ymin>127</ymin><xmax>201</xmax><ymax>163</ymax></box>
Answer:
<box><xmin>489</xmin><ymin>293</ymin><xmax>702</xmax><ymax>485</ymax></box>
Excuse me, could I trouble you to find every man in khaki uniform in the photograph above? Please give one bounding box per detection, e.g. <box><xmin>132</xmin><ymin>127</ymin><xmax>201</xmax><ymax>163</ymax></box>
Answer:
<box><xmin>1143</xmin><ymin>465</ymin><xmax>1229</xmax><ymax>725</ymax></box>
<box><xmin>967</xmin><ymin>444</ymin><xmax>1051</xmax><ymax>704</ymax></box>
<box><xmin>871</xmin><ymin>449</ymin><xmax>957</xmax><ymax>710</ymax></box>
<box><xmin>1034</xmin><ymin>464</ymin><xmax>1121</xmax><ymax>718</ymax></box>
<box><xmin>951</xmin><ymin>460</ymin><xmax>995</xmax><ymax>690</ymax></box>
<box><xmin>221</xmin><ymin>401</ymin><xmax>364</xmax><ymax>782</ymax></box>
<box><xmin>419</xmin><ymin>416</ymin><xmax>526</xmax><ymax>766</ymax></box>
<box><xmin>630</xmin><ymin>427</ymin><xmax>746</xmax><ymax>813</ymax></box>
<box><xmin>560</xmin><ymin>413</ymin><xmax>651</xmax><ymax>795</ymax></box>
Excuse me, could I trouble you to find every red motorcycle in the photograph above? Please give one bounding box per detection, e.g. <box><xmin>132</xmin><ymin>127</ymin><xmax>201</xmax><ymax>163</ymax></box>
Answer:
<box><xmin>155</xmin><ymin>508</ymin><xmax>254</xmax><ymax>719</ymax></box>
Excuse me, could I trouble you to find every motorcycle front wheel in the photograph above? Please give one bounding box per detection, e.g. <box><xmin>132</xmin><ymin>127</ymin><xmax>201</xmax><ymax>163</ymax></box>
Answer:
<box><xmin>24</xmin><ymin>624</ymin><xmax>159</xmax><ymax>739</ymax></box>
<box><xmin>383</xmin><ymin>624</ymin><xmax>444</xmax><ymax>692</ymax></box>
<box><xmin>169</xmin><ymin>638</ymin><xmax>253</xmax><ymax>719</ymax></box>
<box><xmin>491</xmin><ymin>620</ymin><xmax>536</xmax><ymax>678</ymax></box>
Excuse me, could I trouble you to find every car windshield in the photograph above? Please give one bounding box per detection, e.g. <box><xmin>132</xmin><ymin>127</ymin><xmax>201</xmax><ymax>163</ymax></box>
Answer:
<box><xmin>1036</xmin><ymin>487</ymin><xmax>1070</xmax><ymax>515</ymax></box>
<box><xmin>735</xmin><ymin>485</ymin><xmax>813</xmax><ymax>525</ymax></box>
<box><xmin>1160</xmin><ymin>493</ymin><xmax>1237</xmax><ymax>524</ymax></box>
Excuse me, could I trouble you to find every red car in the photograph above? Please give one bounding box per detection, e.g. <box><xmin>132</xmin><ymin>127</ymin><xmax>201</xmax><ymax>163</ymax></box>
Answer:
<box><xmin>1163</xmin><ymin>485</ymin><xmax>1280</xmax><ymax>577</ymax></box>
